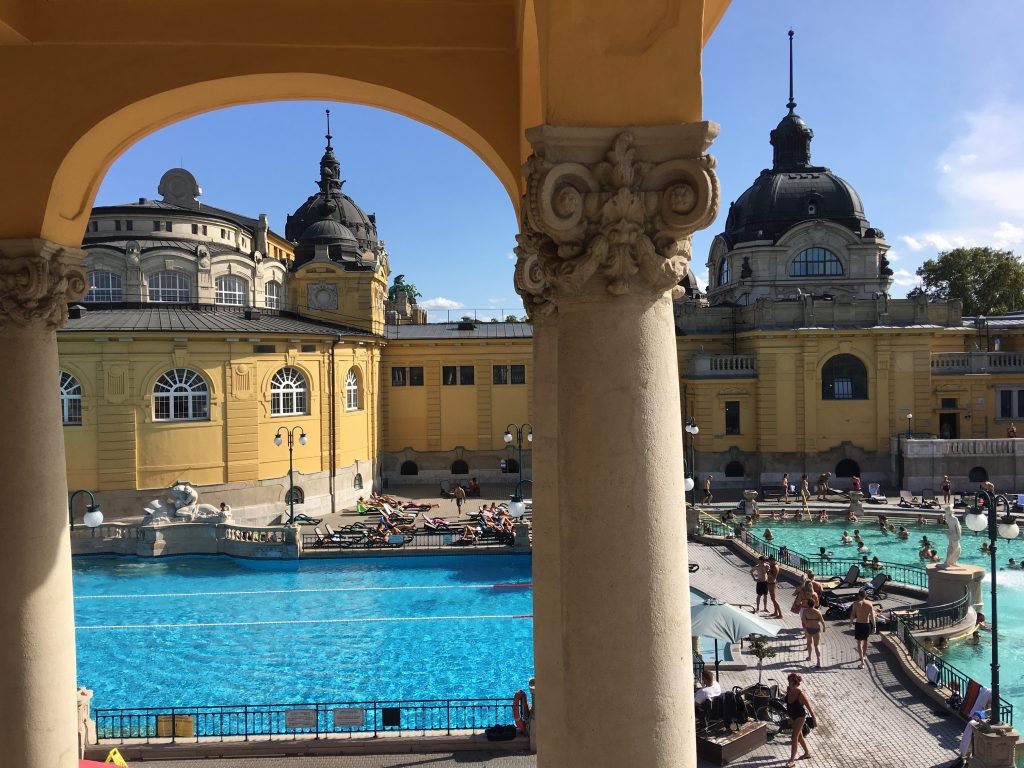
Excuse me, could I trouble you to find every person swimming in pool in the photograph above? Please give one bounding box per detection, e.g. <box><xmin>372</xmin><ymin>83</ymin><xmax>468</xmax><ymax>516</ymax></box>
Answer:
<box><xmin>841</xmin><ymin>530</ymin><xmax>853</xmax><ymax>544</ymax></box>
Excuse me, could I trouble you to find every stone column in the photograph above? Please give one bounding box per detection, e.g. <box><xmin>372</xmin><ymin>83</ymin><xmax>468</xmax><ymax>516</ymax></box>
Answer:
<box><xmin>848</xmin><ymin>490</ymin><xmax>864</xmax><ymax>518</ymax></box>
<box><xmin>515</xmin><ymin>124</ymin><xmax>719</xmax><ymax>768</ymax></box>
<box><xmin>0</xmin><ymin>239</ymin><xmax>87</xmax><ymax>768</ymax></box>
<box><xmin>970</xmin><ymin>722</ymin><xmax>1020</xmax><ymax>768</ymax></box>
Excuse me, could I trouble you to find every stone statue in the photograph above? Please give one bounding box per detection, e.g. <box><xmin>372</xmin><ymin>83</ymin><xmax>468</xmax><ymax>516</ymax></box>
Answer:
<box><xmin>141</xmin><ymin>481</ymin><xmax>231</xmax><ymax>525</ymax></box>
<box><xmin>943</xmin><ymin>505</ymin><xmax>961</xmax><ymax>567</ymax></box>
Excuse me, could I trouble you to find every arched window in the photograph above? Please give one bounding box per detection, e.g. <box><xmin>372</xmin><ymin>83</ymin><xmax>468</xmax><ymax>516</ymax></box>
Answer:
<box><xmin>215</xmin><ymin>275</ymin><xmax>248</xmax><ymax>306</ymax></box>
<box><xmin>835</xmin><ymin>459</ymin><xmax>860</xmax><ymax>478</ymax></box>
<box><xmin>345</xmin><ymin>368</ymin><xmax>361</xmax><ymax>411</ymax></box>
<box><xmin>85</xmin><ymin>271</ymin><xmax>123</xmax><ymax>302</ymax></box>
<box><xmin>60</xmin><ymin>370</ymin><xmax>82</xmax><ymax>426</ymax></box>
<box><xmin>503</xmin><ymin>458</ymin><xmax>520</xmax><ymax>474</ymax></box>
<box><xmin>717</xmin><ymin>258</ymin><xmax>730</xmax><ymax>286</ymax></box>
<box><xmin>153</xmin><ymin>368</ymin><xmax>209</xmax><ymax>421</ymax></box>
<box><xmin>353</xmin><ymin>473</ymin><xmax>363</xmax><ymax>490</ymax></box>
<box><xmin>400</xmin><ymin>461</ymin><xmax>418</xmax><ymax>476</ymax></box>
<box><xmin>285</xmin><ymin>486</ymin><xmax>305</xmax><ymax>505</ymax></box>
<box><xmin>969</xmin><ymin>467</ymin><xmax>988</xmax><ymax>483</ymax></box>
<box><xmin>451</xmin><ymin>459</ymin><xmax>469</xmax><ymax>475</ymax></box>
<box><xmin>265</xmin><ymin>280</ymin><xmax>282</xmax><ymax>309</ymax></box>
<box><xmin>789</xmin><ymin>247</ymin><xmax>844</xmax><ymax>277</ymax></box>
<box><xmin>724</xmin><ymin>461</ymin><xmax>744</xmax><ymax>478</ymax></box>
<box><xmin>148</xmin><ymin>271</ymin><xmax>191</xmax><ymax>303</ymax></box>
<box><xmin>821</xmin><ymin>354</ymin><xmax>868</xmax><ymax>400</ymax></box>
<box><xmin>270</xmin><ymin>367</ymin><xmax>308</xmax><ymax>416</ymax></box>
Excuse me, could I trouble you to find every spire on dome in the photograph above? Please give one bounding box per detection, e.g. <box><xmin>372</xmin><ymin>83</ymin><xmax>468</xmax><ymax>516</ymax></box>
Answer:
<box><xmin>770</xmin><ymin>29</ymin><xmax>814</xmax><ymax>170</ymax></box>
<box><xmin>787</xmin><ymin>29</ymin><xmax>796</xmax><ymax>113</ymax></box>
<box><xmin>325</xmin><ymin>108</ymin><xmax>333</xmax><ymax>150</ymax></box>
<box><xmin>318</xmin><ymin>108</ymin><xmax>342</xmax><ymax>194</ymax></box>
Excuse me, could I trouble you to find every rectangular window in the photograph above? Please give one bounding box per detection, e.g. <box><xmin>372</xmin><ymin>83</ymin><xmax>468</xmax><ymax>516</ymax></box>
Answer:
<box><xmin>443</xmin><ymin>366</ymin><xmax>458</xmax><ymax>386</ymax></box>
<box><xmin>114</xmin><ymin>220</ymin><xmax>122</xmax><ymax>231</ymax></box>
<box><xmin>510</xmin><ymin>364</ymin><xmax>526</xmax><ymax>385</ymax></box>
<box><xmin>221</xmin><ymin>228</ymin><xmax>227</xmax><ymax>238</ymax></box>
<box><xmin>165</xmin><ymin>221</ymin><xmax>173</xmax><ymax>232</ymax></box>
<box><xmin>153</xmin><ymin>220</ymin><xmax>161</xmax><ymax>231</ymax></box>
<box><xmin>725</xmin><ymin>401</ymin><xmax>740</xmax><ymax>435</ymax></box>
<box><xmin>409</xmin><ymin>367</ymin><xmax>424</xmax><ymax>386</ymax></box>
<box><xmin>202</xmin><ymin>225</ymin><xmax>208</xmax><ymax>235</ymax></box>
<box><xmin>493</xmin><ymin>365</ymin><xmax>508</xmax><ymax>385</ymax></box>
<box><xmin>941</xmin><ymin>398</ymin><xmax>958</xmax><ymax>410</ymax></box>
<box><xmin>460</xmin><ymin>366</ymin><xmax>475</xmax><ymax>385</ymax></box>
<box><xmin>191</xmin><ymin>224</ymin><xmax>199</xmax><ymax>234</ymax></box>
<box><xmin>392</xmin><ymin>368</ymin><xmax>407</xmax><ymax>387</ymax></box>
<box><xmin>833</xmin><ymin>378</ymin><xmax>853</xmax><ymax>399</ymax></box>
<box><xmin>88</xmin><ymin>221</ymin><xmax>98</xmax><ymax>232</ymax></box>
<box><xmin>1001</xmin><ymin>390</ymin><xmax>1013</xmax><ymax>419</ymax></box>
<box><xmin>126</xmin><ymin>220</ymin><xmax>133</xmax><ymax>231</ymax></box>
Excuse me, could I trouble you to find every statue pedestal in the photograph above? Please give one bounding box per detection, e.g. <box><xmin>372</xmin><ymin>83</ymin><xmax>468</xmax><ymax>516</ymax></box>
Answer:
<box><xmin>743</xmin><ymin>490</ymin><xmax>758</xmax><ymax>518</ymax></box>
<box><xmin>848</xmin><ymin>491</ymin><xmax>864</xmax><ymax>517</ymax></box>
<box><xmin>970</xmin><ymin>722</ymin><xmax>1020</xmax><ymax>768</ymax></box>
<box><xmin>927</xmin><ymin>563</ymin><xmax>984</xmax><ymax>611</ymax></box>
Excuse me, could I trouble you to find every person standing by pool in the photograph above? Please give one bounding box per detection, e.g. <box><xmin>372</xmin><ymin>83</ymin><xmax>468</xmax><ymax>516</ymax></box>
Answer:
<box><xmin>942</xmin><ymin>475</ymin><xmax>952</xmax><ymax>505</ymax></box>
<box><xmin>767</xmin><ymin>555</ymin><xmax>783</xmax><ymax>618</ymax></box>
<box><xmin>751</xmin><ymin>556</ymin><xmax>771</xmax><ymax>613</ymax></box>
<box><xmin>799</xmin><ymin>474</ymin><xmax>811</xmax><ymax>512</ymax></box>
<box><xmin>703</xmin><ymin>474</ymin><xmax>714</xmax><ymax>505</ymax></box>
<box><xmin>781</xmin><ymin>472</ymin><xmax>791</xmax><ymax>503</ymax></box>
<box><xmin>784</xmin><ymin>673</ymin><xmax>815</xmax><ymax>767</ymax></box>
<box><xmin>849</xmin><ymin>589</ymin><xmax>876</xmax><ymax>669</ymax></box>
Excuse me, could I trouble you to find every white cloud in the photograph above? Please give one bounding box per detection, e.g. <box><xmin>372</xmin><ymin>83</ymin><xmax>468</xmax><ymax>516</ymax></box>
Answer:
<box><xmin>890</xmin><ymin>268</ymin><xmax>919</xmax><ymax>290</ymax></box>
<box><xmin>506</xmin><ymin>252</ymin><xmax>516</xmax><ymax>261</ymax></box>
<box><xmin>419</xmin><ymin>296</ymin><xmax>464</xmax><ymax>310</ymax></box>
<box><xmin>487</xmin><ymin>297</ymin><xmax>507</xmax><ymax>307</ymax></box>
<box><xmin>994</xmin><ymin>221</ymin><xmax>1024</xmax><ymax>247</ymax></box>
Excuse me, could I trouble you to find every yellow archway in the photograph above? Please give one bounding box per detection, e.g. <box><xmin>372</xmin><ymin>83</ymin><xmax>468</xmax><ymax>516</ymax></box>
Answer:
<box><xmin>43</xmin><ymin>73</ymin><xmax>521</xmax><ymax>247</ymax></box>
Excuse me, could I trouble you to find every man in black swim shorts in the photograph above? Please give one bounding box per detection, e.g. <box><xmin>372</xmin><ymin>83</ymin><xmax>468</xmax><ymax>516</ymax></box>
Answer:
<box><xmin>849</xmin><ymin>589</ymin><xmax>877</xmax><ymax>669</ymax></box>
<box><xmin>751</xmin><ymin>556</ymin><xmax>770</xmax><ymax>613</ymax></box>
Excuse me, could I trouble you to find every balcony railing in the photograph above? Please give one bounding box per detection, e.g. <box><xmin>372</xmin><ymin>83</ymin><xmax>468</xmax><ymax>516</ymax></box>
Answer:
<box><xmin>685</xmin><ymin>354</ymin><xmax>757</xmax><ymax>379</ymax></box>
<box><xmin>931</xmin><ymin>351</ymin><xmax>1024</xmax><ymax>375</ymax></box>
<box><xmin>903</xmin><ymin>438</ymin><xmax>1019</xmax><ymax>457</ymax></box>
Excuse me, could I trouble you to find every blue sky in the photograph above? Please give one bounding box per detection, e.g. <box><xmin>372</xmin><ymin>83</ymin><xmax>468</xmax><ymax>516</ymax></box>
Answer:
<box><xmin>96</xmin><ymin>1</ymin><xmax>1024</xmax><ymax>320</ymax></box>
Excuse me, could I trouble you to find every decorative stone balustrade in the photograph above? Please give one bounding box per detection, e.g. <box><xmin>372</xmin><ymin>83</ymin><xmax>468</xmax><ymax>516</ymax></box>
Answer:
<box><xmin>931</xmin><ymin>351</ymin><xmax>1024</xmax><ymax>375</ymax></box>
<box><xmin>903</xmin><ymin>438</ymin><xmax>1018</xmax><ymax>457</ymax></box>
<box><xmin>70</xmin><ymin>522</ymin><xmax>298</xmax><ymax>558</ymax></box>
<box><xmin>684</xmin><ymin>354</ymin><xmax>757</xmax><ymax>378</ymax></box>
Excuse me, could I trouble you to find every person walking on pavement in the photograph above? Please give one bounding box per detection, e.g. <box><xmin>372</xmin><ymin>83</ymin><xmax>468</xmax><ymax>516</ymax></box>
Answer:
<box><xmin>702</xmin><ymin>475</ymin><xmax>714</xmax><ymax>506</ymax></box>
<box><xmin>784</xmin><ymin>673</ymin><xmax>816</xmax><ymax>768</ymax></box>
<box><xmin>453</xmin><ymin>484</ymin><xmax>466</xmax><ymax>514</ymax></box>
<box><xmin>849</xmin><ymin>589</ymin><xmax>877</xmax><ymax>669</ymax></box>
<box><xmin>767</xmin><ymin>555</ymin><xmax>783</xmax><ymax>618</ymax></box>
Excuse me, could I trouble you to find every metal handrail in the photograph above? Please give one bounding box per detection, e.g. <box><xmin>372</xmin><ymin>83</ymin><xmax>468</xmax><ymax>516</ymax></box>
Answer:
<box><xmin>300</xmin><ymin>528</ymin><xmax>518</xmax><ymax>551</ymax></box>
<box><xmin>898</xmin><ymin>589</ymin><xmax>971</xmax><ymax>632</ymax></box>
<box><xmin>892</xmin><ymin>615</ymin><xmax>1013</xmax><ymax>725</ymax></box>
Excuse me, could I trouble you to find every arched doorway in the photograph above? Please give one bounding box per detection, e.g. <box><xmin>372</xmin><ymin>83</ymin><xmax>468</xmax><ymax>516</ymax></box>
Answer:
<box><xmin>835</xmin><ymin>459</ymin><xmax>860</xmax><ymax>478</ymax></box>
<box><xmin>724</xmin><ymin>460</ymin><xmax>744</xmax><ymax>478</ymax></box>
<box><xmin>969</xmin><ymin>466</ymin><xmax>988</xmax><ymax>483</ymax></box>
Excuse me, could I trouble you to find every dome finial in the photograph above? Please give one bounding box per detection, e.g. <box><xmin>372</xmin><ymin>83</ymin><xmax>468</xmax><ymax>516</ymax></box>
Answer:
<box><xmin>787</xmin><ymin>29</ymin><xmax>796</xmax><ymax>114</ymax></box>
<box><xmin>325</xmin><ymin>108</ymin><xmax>333</xmax><ymax>150</ymax></box>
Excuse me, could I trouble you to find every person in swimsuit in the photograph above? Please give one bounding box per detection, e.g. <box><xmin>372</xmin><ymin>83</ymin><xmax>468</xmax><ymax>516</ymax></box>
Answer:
<box><xmin>784</xmin><ymin>672</ymin><xmax>815</xmax><ymax>767</ymax></box>
<box><xmin>751</xmin><ymin>556</ymin><xmax>770</xmax><ymax>613</ymax></box>
<box><xmin>849</xmin><ymin>589</ymin><xmax>877</xmax><ymax>669</ymax></box>
<box><xmin>942</xmin><ymin>475</ymin><xmax>952</xmax><ymax>505</ymax></box>
<box><xmin>841</xmin><ymin>530</ymin><xmax>853</xmax><ymax>544</ymax></box>
<box><xmin>802</xmin><ymin>596</ymin><xmax>825</xmax><ymax>667</ymax></box>
<box><xmin>766</xmin><ymin>555</ymin><xmax>783</xmax><ymax>618</ymax></box>
<box><xmin>781</xmin><ymin>472</ymin><xmax>791</xmax><ymax>503</ymax></box>
<box><xmin>702</xmin><ymin>475</ymin><xmax>714</xmax><ymax>505</ymax></box>
<box><xmin>799</xmin><ymin>474</ymin><xmax>811</xmax><ymax>512</ymax></box>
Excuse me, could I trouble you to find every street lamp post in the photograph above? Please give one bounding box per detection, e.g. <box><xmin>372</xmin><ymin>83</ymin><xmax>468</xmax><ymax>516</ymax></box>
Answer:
<box><xmin>906</xmin><ymin>412</ymin><xmax>913</xmax><ymax>438</ymax></box>
<box><xmin>503</xmin><ymin>423</ymin><xmax>533</xmax><ymax>518</ymax></box>
<box><xmin>965</xmin><ymin>490</ymin><xmax>1019</xmax><ymax>725</ymax></box>
<box><xmin>68</xmin><ymin>489</ymin><xmax>104</xmax><ymax>531</ymax></box>
<box><xmin>274</xmin><ymin>426</ymin><xmax>307</xmax><ymax>525</ymax></box>
<box><xmin>684</xmin><ymin>418</ymin><xmax>699</xmax><ymax>508</ymax></box>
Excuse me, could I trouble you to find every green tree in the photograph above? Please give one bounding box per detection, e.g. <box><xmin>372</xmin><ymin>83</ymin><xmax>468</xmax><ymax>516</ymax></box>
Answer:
<box><xmin>504</xmin><ymin>314</ymin><xmax>519</xmax><ymax>322</ymax></box>
<box><xmin>911</xmin><ymin>247</ymin><xmax>1024</xmax><ymax>316</ymax></box>
<box><xmin>387</xmin><ymin>274</ymin><xmax>421</xmax><ymax>304</ymax></box>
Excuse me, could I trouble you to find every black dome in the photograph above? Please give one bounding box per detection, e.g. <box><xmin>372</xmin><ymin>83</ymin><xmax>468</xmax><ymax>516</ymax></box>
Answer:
<box><xmin>720</xmin><ymin>109</ymin><xmax>871</xmax><ymax>247</ymax></box>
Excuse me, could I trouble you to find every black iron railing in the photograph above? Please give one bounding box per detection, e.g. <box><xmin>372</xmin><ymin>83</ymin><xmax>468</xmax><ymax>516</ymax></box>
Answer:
<box><xmin>93</xmin><ymin>698</ymin><xmax>513</xmax><ymax>743</ymax></box>
<box><xmin>892</xmin><ymin>615</ymin><xmax>1013</xmax><ymax>725</ymax></box>
<box><xmin>301</xmin><ymin>528</ymin><xmax>519</xmax><ymax>551</ymax></box>
<box><xmin>897</xmin><ymin>589</ymin><xmax>971</xmax><ymax>632</ymax></box>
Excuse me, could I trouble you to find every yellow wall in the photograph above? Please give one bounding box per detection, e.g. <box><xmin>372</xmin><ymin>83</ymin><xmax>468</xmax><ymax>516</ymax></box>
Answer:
<box><xmin>290</xmin><ymin>260</ymin><xmax>389</xmax><ymax>335</ymax></box>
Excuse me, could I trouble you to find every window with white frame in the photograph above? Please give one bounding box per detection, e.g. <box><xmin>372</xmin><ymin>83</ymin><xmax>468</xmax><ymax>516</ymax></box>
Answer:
<box><xmin>265</xmin><ymin>280</ymin><xmax>282</xmax><ymax>309</ymax></box>
<box><xmin>345</xmin><ymin>367</ymin><xmax>361</xmax><ymax>411</ymax></box>
<box><xmin>271</xmin><ymin>367</ymin><xmax>308</xmax><ymax>416</ymax></box>
<box><xmin>790</xmin><ymin>247</ymin><xmax>844</xmax><ymax>277</ymax></box>
<box><xmin>85</xmin><ymin>271</ymin><xmax>123</xmax><ymax>303</ymax></box>
<box><xmin>153</xmin><ymin>368</ymin><xmax>209</xmax><ymax>421</ymax></box>
<box><xmin>215</xmin><ymin>275</ymin><xmax>248</xmax><ymax>306</ymax></box>
<box><xmin>998</xmin><ymin>387</ymin><xmax>1024</xmax><ymax>420</ymax></box>
<box><xmin>148</xmin><ymin>271</ymin><xmax>191</xmax><ymax>303</ymax></box>
<box><xmin>60</xmin><ymin>370</ymin><xmax>82</xmax><ymax>426</ymax></box>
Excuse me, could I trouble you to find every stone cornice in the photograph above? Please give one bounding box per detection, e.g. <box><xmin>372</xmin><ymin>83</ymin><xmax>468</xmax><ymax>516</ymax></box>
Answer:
<box><xmin>0</xmin><ymin>239</ymin><xmax>87</xmax><ymax>330</ymax></box>
<box><xmin>514</xmin><ymin>123</ymin><xmax>719</xmax><ymax>317</ymax></box>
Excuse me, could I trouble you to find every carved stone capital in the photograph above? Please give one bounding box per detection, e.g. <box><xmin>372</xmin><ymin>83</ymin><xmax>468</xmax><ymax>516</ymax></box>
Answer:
<box><xmin>514</xmin><ymin>123</ymin><xmax>719</xmax><ymax>317</ymax></box>
<box><xmin>0</xmin><ymin>239</ymin><xmax>87</xmax><ymax>330</ymax></box>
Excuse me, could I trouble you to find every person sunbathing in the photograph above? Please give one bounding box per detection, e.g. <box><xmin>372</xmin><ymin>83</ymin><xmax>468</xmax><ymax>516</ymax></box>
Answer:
<box><xmin>457</xmin><ymin>525</ymin><xmax>478</xmax><ymax>543</ymax></box>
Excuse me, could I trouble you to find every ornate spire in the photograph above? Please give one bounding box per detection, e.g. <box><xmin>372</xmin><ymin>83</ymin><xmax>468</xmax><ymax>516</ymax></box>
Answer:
<box><xmin>787</xmin><ymin>29</ymin><xmax>796</xmax><ymax>113</ymax></box>
<box><xmin>318</xmin><ymin>108</ymin><xmax>342</xmax><ymax>194</ymax></box>
<box><xmin>325</xmin><ymin>108</ymin><xmax>333</xmax><ymax>150</ymax></box>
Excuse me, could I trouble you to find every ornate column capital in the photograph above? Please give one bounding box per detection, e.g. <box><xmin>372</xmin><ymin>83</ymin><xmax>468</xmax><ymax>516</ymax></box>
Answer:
<box><xmin>0</xmin><ymin>239</ymin><xmax>87</xmax><ymax>330</ymax></box>
<box><xmin>514</xmin><ymin>123</ymin><xmax>719</xmax><ymax>317</ymax></box>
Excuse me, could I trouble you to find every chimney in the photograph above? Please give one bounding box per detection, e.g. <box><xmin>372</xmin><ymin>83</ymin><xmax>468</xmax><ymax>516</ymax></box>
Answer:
<box><xmin>68</xmin><ymin>305</ymin><xmax>87</xmax><ymax>320</ymax></box>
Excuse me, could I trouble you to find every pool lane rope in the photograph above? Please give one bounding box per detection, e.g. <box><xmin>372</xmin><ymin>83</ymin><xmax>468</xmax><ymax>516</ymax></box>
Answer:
<box><xmin>75</xmin><ymin>582</ymin><xmax>533</xmax><ymax>601</ymax></box>
<box><xmin>77</xmin><ymin>614</ymin><xmax>534</xmax><ymax>631</ymax></box>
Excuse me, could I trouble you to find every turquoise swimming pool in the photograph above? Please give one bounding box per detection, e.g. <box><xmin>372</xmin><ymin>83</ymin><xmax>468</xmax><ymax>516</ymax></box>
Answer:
<box><xmin>73</xmin><ymin>554</ymin><xmax>534</xmax><ymax>710</ymax></box>
<box><xmin>751</xmin><ymin>517</ymin><xmax>1024</xmax><ymax>721</ymax></box>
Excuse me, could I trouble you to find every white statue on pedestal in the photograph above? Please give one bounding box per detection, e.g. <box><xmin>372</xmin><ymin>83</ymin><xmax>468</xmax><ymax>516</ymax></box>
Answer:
<box><xmin>142</xmin><ymin>481</ymin><xmax>231</xmax><ymax>525</ymax></box>
<box><xmin>943</xmin><ymin>505</ymin><xmax>961</xmax><ymax>567</ymax></box>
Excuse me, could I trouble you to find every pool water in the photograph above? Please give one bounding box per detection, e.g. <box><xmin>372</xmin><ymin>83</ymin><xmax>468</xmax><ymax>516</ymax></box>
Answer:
<box><xmin>753</xmin><ymin>517</ymin><xmax>1024</xmax><ymax>720</ymax></box>
<box><xmin>73</xmin><ymin>554</ymin><xmax>534</xmax><ymax>710</ymax></box>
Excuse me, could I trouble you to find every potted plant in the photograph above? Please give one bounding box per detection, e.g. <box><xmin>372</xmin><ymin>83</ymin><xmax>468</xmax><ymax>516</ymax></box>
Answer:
<box><xmin>748</xmin><ymin>635</ymin><xmax>776</xmax><ymax>690</ymax></box>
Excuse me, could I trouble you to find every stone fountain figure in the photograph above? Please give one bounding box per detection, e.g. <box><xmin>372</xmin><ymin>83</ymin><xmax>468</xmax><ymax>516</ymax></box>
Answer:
<box><xmin>943</xmin><ymin>504</ymin><xmax>961</xmax><ymax>567</ymax></box>
<box><xmin>142</xmin><ymin>480</ymin><xmax>231</xmax><ymax>525</ymax></box>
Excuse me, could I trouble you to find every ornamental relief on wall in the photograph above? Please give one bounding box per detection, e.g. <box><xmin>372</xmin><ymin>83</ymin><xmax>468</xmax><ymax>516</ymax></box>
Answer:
<box><xmin>307</xmin><ymin>282</ymin><xmax>338</xmax><ymax>311</ymax></box>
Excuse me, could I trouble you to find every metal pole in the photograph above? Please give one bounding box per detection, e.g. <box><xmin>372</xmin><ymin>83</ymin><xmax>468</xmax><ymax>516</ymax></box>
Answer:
<box><xmin>987</xmin><ymin>491</ymin><xmax>1002</xmax><ymax>725</ymax></box>
<box><xmin>690</xmin><ymin>434</ymin><xmax>697</xmax><ymax>509</ymax></box>
<box><xmin>517</xmin><ymin>428</ymin><xmax>524</xmax><ymax>495</ymax></box>
<box><xmin>288</xmin><ymin>432</ymin><xmax>295</xmax><ymax>525</ymax></box>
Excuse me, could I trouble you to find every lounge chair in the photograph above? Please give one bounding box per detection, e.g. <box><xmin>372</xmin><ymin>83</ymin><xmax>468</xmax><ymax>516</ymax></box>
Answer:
<box><xmin>356</xmin><ymin>500</ymin><xmax>382</xmax><ymax>515</ymax></box>
<box><xmin>292</xmin><ymin>513</ymin><xmax>322</xmax><ymax>525</ymax></box>
<box><xmin>898</xmin><ymin>490</ymin><xmax>916</xmax><ymax>508</ymax></box>
<box><xmin>865</xmin><ymin>483</ymin><xmax>887</xmax><ymax>504</ymax></box>
<box><xmin>920</xmin><ymin>489</ymin><xmax>939</xmax><ymax>508</ymax></box>
<box><xmin>382</xmin><ymin>503</ymin><xmax>417</xmax><ymax>523</ymax></box>
<box><xmin>822</xmin><ymin>565</ymin><xmax>861</xmax><ymax>590</ymax></box>
<box><xmin>825</xmin><ymin>572</ymin><xmax>890</xmax><ymax>600</ymax></box>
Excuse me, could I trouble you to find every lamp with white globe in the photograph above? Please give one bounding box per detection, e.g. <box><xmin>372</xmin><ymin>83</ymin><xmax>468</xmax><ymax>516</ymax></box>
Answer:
<box><xmin>274</xmin><ymin>425</ymin><xmax>307</xmax><ymax>525</ymax></box>
<box><xmin>504</xmin><ymin>423</ymin><xmax>533</xmax><ymax>515</ymax></box>
<box><xmin>684</xmin><ymin>418</ymin><xmax>699</xmax><ymax>509</ymax></box>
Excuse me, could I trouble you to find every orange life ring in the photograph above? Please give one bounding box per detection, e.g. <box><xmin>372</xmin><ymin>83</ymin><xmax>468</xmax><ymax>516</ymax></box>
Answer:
<box><xmin>512</xmin><ymin>689</ymin><xmax>531</xmax><ymax>731</ymax></box>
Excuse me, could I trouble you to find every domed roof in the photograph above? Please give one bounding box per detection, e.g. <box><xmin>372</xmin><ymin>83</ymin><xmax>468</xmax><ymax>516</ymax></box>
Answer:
<box><xmin>286</xmin><ymin>112</ymin><xmax>383</xmax><ymax>268</ymax></box>
<box><xmin>719</xmin><ymin>108</ymin><xmax>871</xmax><ymax>247</ymax></box>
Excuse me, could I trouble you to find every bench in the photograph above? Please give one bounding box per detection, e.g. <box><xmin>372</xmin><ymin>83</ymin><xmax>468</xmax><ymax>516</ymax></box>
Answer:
<box><xmin>696</xmin><ymin>720</ymin><xmax>768</xmax><ymax>765</ymax></box>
